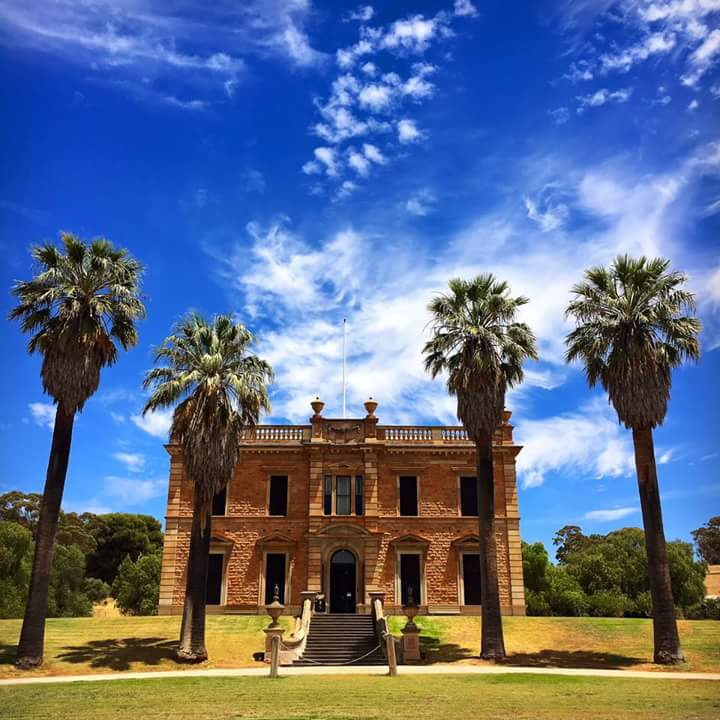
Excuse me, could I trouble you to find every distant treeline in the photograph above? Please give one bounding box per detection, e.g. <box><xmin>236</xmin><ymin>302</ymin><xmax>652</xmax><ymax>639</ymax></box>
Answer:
<box><xmin>523</xmin><ymin>523</ymin><xmax>720</xmax><ymax>620</ymax></box>
<box><xmin>0</xmin><ymin>491</ymin><xmax>163</xmax><ymax>618</ymax></box>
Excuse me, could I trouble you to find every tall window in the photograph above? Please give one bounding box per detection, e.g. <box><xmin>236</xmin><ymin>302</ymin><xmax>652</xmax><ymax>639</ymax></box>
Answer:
<box><xmin>400</xmin><ymin>553</ymin><xmax>421</xmax><ymax>604</ymax></box>
<box><xmin>323</xmin><ymin>475</ymin><xmax>332</xmax><ymax>515</ymax></box>
<box><xmin>268</xmin><ymin>475</ymin><xmax>288</xmax><ymax>516</ymax></box>
<box><xmin>462</xmin><ymin>553</ymin><xmax>482</xmax><ymax>604</ymax></box>
<box><xmin>336</xmin><ymin>475</ymin><xmax>351</xmax><ymax>515</ymax></box>
<box><xmin>399</xmin><ymin>476</ymin><xmax>418</xmax><ymax>516</ymax></box>
<box><xmin>323</xmin><ymin>475</ymin><xmax>364</xmax><ymax>516</ymax></box>
<box><xmin>355</xmin><ymin>475</ymin><xmax>364</xmax><ymax>516</ymax></box>
<box><xmin>206</xmin><ymin>553</ymin><xmax>224</xmax><ymax>604</ymax></box>
<box><xmin>264</xmin><ymin>553</ymin><xmax>286</xmax><ymax>604</ymax></box>
<box><xmin>459</xmin><ymin>476</ymin><xmax>479</xmax><ymax>516</ymax></box>
<box><xmin>212</xmin><ymin>487</ymin><xmax>227</xmax><ymax>516</ymax></box>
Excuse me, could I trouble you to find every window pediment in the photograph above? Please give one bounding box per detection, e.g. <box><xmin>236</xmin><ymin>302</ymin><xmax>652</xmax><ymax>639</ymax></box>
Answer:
<box><xmin>389</xmin><ymin>533</ymin><xmax>430</xmax><ymax>547</ymax></box>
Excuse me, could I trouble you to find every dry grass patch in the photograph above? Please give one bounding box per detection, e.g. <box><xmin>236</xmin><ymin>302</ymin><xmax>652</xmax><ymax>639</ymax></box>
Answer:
<box><xmin>1</xmin><ymin>615</ymin><xmax>717</xmax><ymax>678</ymax></box>
<box><xmin>387</xmin><ymin>616</ymin><xmax>720</xmax><ymax>672</ymax></box>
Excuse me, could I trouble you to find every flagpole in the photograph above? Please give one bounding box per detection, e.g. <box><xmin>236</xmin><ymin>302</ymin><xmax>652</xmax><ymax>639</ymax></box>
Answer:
<box><xmin>342</xmin><ymin>318</ymin><xmax>347</xmax><ymax>419</ymax></box>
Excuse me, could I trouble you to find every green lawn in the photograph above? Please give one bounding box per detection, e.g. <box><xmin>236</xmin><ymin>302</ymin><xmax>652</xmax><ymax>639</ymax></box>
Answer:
<box><xmin>0</xmin><ymin>615</ymin><xmax>718</xmax><ymax>679</ymax></box>
<box><xmin>3</xmin><ymin>675</ymin><xmax>720</xmax><ymax>720</ymax></box>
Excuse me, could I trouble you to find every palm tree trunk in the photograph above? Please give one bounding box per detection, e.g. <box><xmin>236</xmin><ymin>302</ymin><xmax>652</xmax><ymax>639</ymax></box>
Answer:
<box><xmin>16</xmin><ymin>404</ymin><xmax>75</xmax><ymax>669</ymax></box>
<box><xmin>476</xmin><ymin>430</ymin><xmax>506</xmax><ymax>660</ymax></box>
<box><xmin>177</xmin><ymin>484</ymin><xmax>211</xmax><ymax>663</ymax></box>
<box><xmin>632</xmin><ymin>427</ymin><xmax>684</xmax><ymax>665</ymax></box>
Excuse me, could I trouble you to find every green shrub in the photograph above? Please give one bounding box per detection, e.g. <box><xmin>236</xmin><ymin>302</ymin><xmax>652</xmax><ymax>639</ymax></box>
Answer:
<box><xmin>629</xmin><ymin>590</ymin><xmax>653</xmax><ymax>618</ymax></box>
<box><xmin>587</xmin><ymin>590</ymin><xmax>629</xmax><ymax>617</ymax></box>
<box><xmin>111</xmin><ymin>553</ymin><xmax>161</xmax><ymax>615</ymax></box>
<box><xmin>684</xmin><ymin>598</ymin><xmax>720</xmax><ymax>620</ymax></box>
<box><xmin>48</xmin><ymin>544</ymin><xmax>93</xmax><ymax>617</ymax></box>
<box><xmin>525</xmin><ymin>589</ymin><xmax>551</xmax><ymax>616</ymax></box>
<box><xmin>84</xmin><ymin>577</ymin><xmax>111</xmax><ymax>604</ymax></box>
<box><xmin>0</xmin><ymin>521</ymin><xmax>33</xmax><ymax>618</ymax></box>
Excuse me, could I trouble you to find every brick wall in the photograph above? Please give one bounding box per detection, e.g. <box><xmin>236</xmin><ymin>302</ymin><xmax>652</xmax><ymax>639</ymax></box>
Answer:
<box><xmin>159</xmin><ymin>430</ymin><xmax>526</xmax><ymax>616</ymax></box>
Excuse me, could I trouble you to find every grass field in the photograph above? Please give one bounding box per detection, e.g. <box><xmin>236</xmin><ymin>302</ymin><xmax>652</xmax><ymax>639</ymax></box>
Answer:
<box><xmin>3</xmin><ymin>675</ymin><xmax>720</xmax><ymax>720</ymax></box>
<box><xmin>0</xmin><ymin>615</ymin><xmax>718</xmax><ymax>678</ymax></box>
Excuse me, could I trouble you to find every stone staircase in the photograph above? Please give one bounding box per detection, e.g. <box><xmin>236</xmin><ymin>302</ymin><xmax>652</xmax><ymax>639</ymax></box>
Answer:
<box><xmin>292</xmin><ymin>614</ymin><xmax>386</xmax><ymax>666</ymax></box>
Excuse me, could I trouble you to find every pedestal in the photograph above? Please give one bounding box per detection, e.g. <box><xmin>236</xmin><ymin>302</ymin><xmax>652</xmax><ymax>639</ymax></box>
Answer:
<box><xmin>263</xmin><ymin>627</ymin><xmax>284</xmax><ymax>663</ymax></box>
<box><xmin>401</xmin><ymin>624</ymin><xmax>421</xmax><ymax>663</ymax></box>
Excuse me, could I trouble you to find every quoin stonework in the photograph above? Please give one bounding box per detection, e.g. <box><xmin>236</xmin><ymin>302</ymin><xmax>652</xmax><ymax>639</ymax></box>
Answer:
<box><xmin>159</xmin><ymin>398</ymin><xmax>526</xmax><ymax>616</ymax></box>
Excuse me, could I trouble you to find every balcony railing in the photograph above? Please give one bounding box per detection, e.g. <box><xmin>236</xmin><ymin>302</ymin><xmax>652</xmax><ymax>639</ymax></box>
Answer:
<box><xmin>240</xmin><ymin>425</ymin><xmax>311</xmax><ymax>442</ymax></box>
<box><xmin>379</xmin><ymin>426</ymin><xmax>471</xmax><ymax>442</ymax></box>
<box><xmin>238</xmin><ymin>424</ymin><xmax>476</xmax><ymax>444</ymax></box>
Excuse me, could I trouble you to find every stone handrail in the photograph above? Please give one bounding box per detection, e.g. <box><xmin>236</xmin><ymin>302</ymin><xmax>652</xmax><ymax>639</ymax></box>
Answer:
<box><xmin>266</xmin><ymin>591</ymin><xmax>316</xmax><ymax>666</ymax></box>
<box><xmin>370</xmin><ymin>593</ymin><xmax>398</xmax><ymax>675</ymax></box>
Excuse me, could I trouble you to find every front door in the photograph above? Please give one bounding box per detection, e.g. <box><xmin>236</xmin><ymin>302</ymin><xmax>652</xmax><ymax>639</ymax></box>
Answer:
<box><xmin>330</xmin><ymin>549</ymin><xmax>356</xmax><ymax>613</ymax></box>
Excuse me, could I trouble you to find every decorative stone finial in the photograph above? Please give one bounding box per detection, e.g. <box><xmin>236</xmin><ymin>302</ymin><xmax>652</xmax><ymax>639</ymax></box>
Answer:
<box><xmin>265</xmin><ymin>584</ymin><xmax>285</xmax><ymax>628</ymax></box>
<box><xmin>310</xmin><ymin>397</ymin><xmax>325</xmax><ymax>418</ymax></box>
<box><xmin>364</xmin><ymin>397</ymin><xmax>378</xmax><ymax>417</ymax></box>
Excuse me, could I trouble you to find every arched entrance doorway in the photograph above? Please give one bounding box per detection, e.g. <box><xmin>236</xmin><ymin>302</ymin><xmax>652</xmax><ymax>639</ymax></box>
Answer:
<box><xmin>329</xmin><ymin>549</ymin><xmax>356</xmax><ymax>613</ymax></box>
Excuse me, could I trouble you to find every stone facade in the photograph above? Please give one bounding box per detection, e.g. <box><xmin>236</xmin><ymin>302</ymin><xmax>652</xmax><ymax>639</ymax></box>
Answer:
<box><xmin>158</xmin><ymin>400</ymin><xmax>526</xmax><ymax>616</ymax></box>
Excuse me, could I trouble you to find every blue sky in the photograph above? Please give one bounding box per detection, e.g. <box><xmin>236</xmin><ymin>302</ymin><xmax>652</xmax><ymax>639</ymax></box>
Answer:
<box><xmin>0</xmin><ymin>0</ymin><xmax>718</xmax><ymax>555</ymax></box>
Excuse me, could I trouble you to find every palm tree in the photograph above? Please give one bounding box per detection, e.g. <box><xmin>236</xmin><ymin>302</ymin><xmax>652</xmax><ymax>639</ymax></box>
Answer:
<box><xmin>565</xmin><ymin>255</ymin><xmax>701</xmax><ymax>664</ymax></box>
<box><xmin>142</xmin><ymin>313</ymin><xmax>273</xmax><ymax>662</ymax></box>
<box><xmin>424</xmin><ymin>275</ymin><xmax>538</xmax><ymax>660</ymax></box>
<box><xmin>10</xmin><ymin>233</ymin><xmax>145</xmax><ymax>668</ymax></box>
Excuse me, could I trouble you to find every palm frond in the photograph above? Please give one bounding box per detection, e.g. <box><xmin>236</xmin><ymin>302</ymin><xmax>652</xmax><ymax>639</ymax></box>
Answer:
<box><xmin>565</xmin><ymin>254</ymin><xmax>701</xmax><ymax>428</ymax></box>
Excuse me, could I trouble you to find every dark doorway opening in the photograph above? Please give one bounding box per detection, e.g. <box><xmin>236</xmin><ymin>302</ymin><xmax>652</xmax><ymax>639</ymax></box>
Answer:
<box><xmin>462</xmin><ymin>553</ymin><xmax>482</xmax><ymax>605</ymax></box>
<box><xmin>400</xmin><ymin>554</ymin><xmax>421</xmax><ymax>605</ymax></box>
<box><xmin>206</xmin><ymin>553</ymin><xmax>224</xmax><ymax>605</ymax></box>
<box><xmin>265</xmin><ymin>553</ymin><xmax>287</xmax><ymax>604</ymax></box>
<box><xmin>330</xmin><ymin>549</ymin><xmax>356</xmax><ymax>613</ymax></box>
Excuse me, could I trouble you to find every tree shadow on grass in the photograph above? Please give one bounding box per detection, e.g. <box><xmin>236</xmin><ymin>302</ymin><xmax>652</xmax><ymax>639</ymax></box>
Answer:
<box><xmin>419</xmin><ymin>636</ymin><xmax>475</xmax><ymax>663</ymax></box>
<box><xmin>0</xmin><ymin>643</ymin><xmax>16</xmax><ymax>666</ymax></box>
<box><xmin>57</xmin><ymin>637</ymin><xmax>179</xmax><ymax>671</ymax></box>
<box><xmin>417</xmin><ymin>638</ymin><xmax>646</xmax><ymax>669</ymax></box>
<box><xmin>499</xmin><ymin>649</ymin><xmax>647</xmax><ymax>670</ymax></box>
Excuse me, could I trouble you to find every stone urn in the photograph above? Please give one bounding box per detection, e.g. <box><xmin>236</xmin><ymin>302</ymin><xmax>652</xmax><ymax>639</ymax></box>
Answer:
<box><xmin>402</xmin><ymin>585</ymin><xmax>419</xmax><ymax>629</ymax></box>
<box><xmin>265</xmin><ymin>585</ymin><xmax>285</xmax><ymax>628</ymax></box>
<box><xmin>364</xmin><ymin>397</ymin><xmax>378</xmax><ymax>417</ymax></box>
<box><xmin>310</xmin><ymin>397</ymin><xmax>325</xmax><ymax>417</ymax></box>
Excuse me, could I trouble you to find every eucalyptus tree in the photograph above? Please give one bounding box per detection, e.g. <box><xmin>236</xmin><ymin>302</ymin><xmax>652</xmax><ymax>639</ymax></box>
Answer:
<box><xmin>565</xmin><ymin>255</ymin><xmax>701</xmax><ymax>664</ymax></box>
<box><xmin>10</xmin><ymin>233</ymin><xmax>145</xmax><ymax>668</ymax></box>
<box><xmin>424</xmin><ymin>275</ymin><xmax>538</xmax><ymax>659</ymax></box>
<box><xmin>142</xmin><ymin>313</ymin><xmax>273</xmax><ymax>661</ymax></box>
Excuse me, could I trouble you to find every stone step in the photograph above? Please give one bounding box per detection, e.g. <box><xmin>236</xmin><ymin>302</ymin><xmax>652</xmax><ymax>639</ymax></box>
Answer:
<box><xmin>292</xmin><ymin>613</ymin><xmax>386</xmax><ymax>667</ymax></box>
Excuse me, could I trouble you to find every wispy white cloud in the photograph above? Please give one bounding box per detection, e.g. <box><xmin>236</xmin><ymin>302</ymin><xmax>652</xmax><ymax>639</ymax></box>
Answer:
<box><xmin>29</xmin><ymin>402</ymin><xmax>55</xmax><ymax>429</ymax></box>
<box><xmin>577</xmin><ymin>87</ymin><xmax>633</xmax><ymax>112</ymax></box>
<box><xmin>453</xmin><ymin>0</ymin><xmax>478</xmax><ymax>18</ymax></box>
<box><xmin>210</xmin><ymin>143</ymin><xmax>720</xmax><ymax>432</ymax></box>
<box><xmin>584</xmin><ymin>507</ymin><xmax>638</xmax><ymax>522</ymax></box>
<box><xmin>62</xmin><ymin>499</ymin><xmax>112</xmax><ymax>515</ymax></box>
<box><xmin>405</xmin><ymin>188</ymin><xmax>436</xmax><ymax>216</ymax></box>
<box><xmin>397</xmin><ymin>118</ymin><xmax>423</xmax><ymax>143</ymax></box>
<box><xmin>0</xmin><ymin>1</ymin><xmax>323</xmax><ymax>105</ymax></box>
<box><xmin>131</xmin><ymin>408</ymin><xmax>172</xmax><ymax>440</ymax></box>
<box><xmin>112</xmin><ymin>451</ymin><xmax>146</xmax><ymax>473</ymax></box>
<box><xmin>345</xmin><ymin>5</ymin><xmax>375</xmax><ymax>23</ymax></box>
<box><xmin>560</xmin><ymin>0</ymin><xmax>720</xmax><ymax>98</ymax></box>
<box><xmin>516</xmin><ymin>398</ymin><xmax>635</xmax><ymax>489</ymax></box>
<box><xmin>103</xmin><ymin>475</ymin><xmax>166</xmax><ymax>504</ymax></box>
<box><xmin>304</xmin><ymin>4</ymin><xmax>476</xmax><ymax>194</ymax></box>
